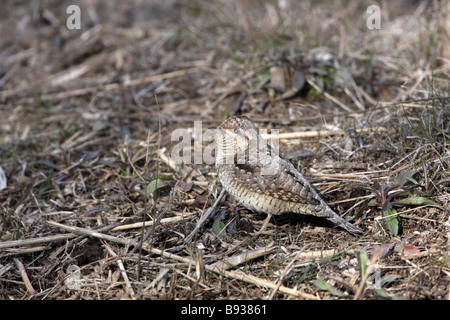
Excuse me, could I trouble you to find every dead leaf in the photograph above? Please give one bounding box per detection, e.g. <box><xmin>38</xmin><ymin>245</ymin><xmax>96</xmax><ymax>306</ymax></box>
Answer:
<box><xmin>269</xmin><ymin>66</ymin><xmax>286</xmax><ymax>91</ymax></box>
<box><xmin>0</xmin><ymin>167</ymin><xmax>6</xmax><ymax>190</ymax></box>
<box><xmin>179</xmin><ymin>180</ymin><xmax>194</xmax><ymax>192</ymax></box>
<box><xmin>401</xmin><ymin>244</ymin><xmax>421</xmax><ymax>257</ymax></box>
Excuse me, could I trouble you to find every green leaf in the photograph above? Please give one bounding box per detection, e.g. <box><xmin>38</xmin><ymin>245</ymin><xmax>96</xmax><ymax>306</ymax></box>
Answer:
<box><xmin>146</xmin><ymin>176</ymin><xmax>171</xmax><ymax>196</ymax></box>
<box><xmin>93</xmin><ymin>120</ymin><xmax>107</xmax><ymax>131</ymax></box>
<box><xmin>373</xmin><ymin>288</ymin><xmax>405</xmax><ymax>300</ymax></box>
<box><xmin>118</xmin><ymin>148</ymin><xmax>127</xmax><ymax>162</ymax></box>
<box><xmin>131</xmin><ymin>147</ymin><xmax>146</xmax><ymax>163</ymax></box>
<box><xmin>373</xmin><ymin>288</ymin><xmax>389</xmax><ymax>298</ymax></box>
<box><xmin>394</xmin><ymin>171</ymin><xmax>418</xmax><ymax>186</ymax></box>
<box><xmin>395</xmin><ymin>196</ymin><xmax>443</xmax><ymax>209</ymax></box>
<box><xmin>257</xmin><ymin>73</ymin><xmax>271</xmax><ymax>88</ymax></box>
<box><xmin>381</xmin><ymin>205</ymin><xmax>399</xmax><ymax>236</ymax></box>
<box><xmin>355</xmin><ymin>249</ymin><xmax>368</xmax><ymax>278</ymax></box>
<box><xmin>146</xmin><ymin>179</ymin><xmax>162</xmax><ymax>195</ymax></box>
<box><xmin>313</xmin><ymin>279</ymin><xmax>344</xmax><ymax>297</ymax></box>
<box><xmin>373</xmin><ymin>180</ymin><xmax>380</xmax><ymax>191</ymax></box>
<box><xmin>226</xmin><ymin>217</ymin><xmax>238</xmax><ymax>234</ymax></box>
<box><xmin>212</xmin><ymin>218</ymin><xmax>226</xmax><ymax>237</ymax></box>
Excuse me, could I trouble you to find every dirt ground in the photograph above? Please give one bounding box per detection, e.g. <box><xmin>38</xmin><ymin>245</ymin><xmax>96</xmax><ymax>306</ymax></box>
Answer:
<box><xmin>0</xmin><ymin>0</ymin><xmax>449</xmax><ymax>300</ymax></box>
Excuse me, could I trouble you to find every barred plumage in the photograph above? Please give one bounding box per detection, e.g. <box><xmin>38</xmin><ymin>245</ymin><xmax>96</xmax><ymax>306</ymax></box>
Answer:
<box><xmin>215</xmin><ymin>116</ymin><xmax>362</xmax><ymax>235</ymax></box>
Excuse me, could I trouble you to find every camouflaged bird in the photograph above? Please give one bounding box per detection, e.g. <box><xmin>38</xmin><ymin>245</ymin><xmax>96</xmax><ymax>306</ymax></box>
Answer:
<box><xmin>215</xmin><ymin>115</ymin><xmax>362</xmax><ymax>235</ymax></box>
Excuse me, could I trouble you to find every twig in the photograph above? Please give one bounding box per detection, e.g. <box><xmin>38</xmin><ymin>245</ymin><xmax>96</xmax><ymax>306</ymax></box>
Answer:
<box><xmin>0</xmin><ymin>234</ymin><xmax>76</xmax><ymax>249</ymax></box>
<box><xmin>46</xmin><ymin>52</ymin><xmax>108</xmax><ymax>86</ymax></box>
<box><xmin>3</xmin><ymin>246</ymin><xmax>48</xmax><ymax>257</ymax></box>
<box><xmin>218</xmin><ymin>268</ymin><xmax>316</xmax><ymax>300</ymax></box>
<box><xmin>353</xmin><ymin>248</ymin><xmax>382</xmax><ymax>300</ymax></box>
<box><xmin>261</xmin><ymin>126</ymin><xmax>386</xmax><ymax>140</ymax></box>
<box><xmin>310</xmin><ymin>172</ymin><xmax>381</xmax><ymax>179</ymax></box>
<box><xmin>129</xmin><ymin>180</ymin><xmax>177</xmax><ymax>254</ymax></box>
<box><xmin>184</xmin><ymin>188</ymin><xmax>226</xmax><ymax>243</ymax></box>
<box><xmin>111</xmin><ymin>213</ymin><xmax>196</xmax><ymax>231</ymax></box>
<box><xmin>171</xmin><ymin>266</ymin><xmax>210</xmax><ymax>290</ymax></box>
<box><xmin>379</xmin><ymin>95</ymin><xmax>450</xmax><ymax>105</ymax></box>
<box><xmin>103</xmin><ymin>241</ymin><xmax>136</xmax><ymax>298</ymax></box>
<box><xmin>47</xmin><ymin>220</ymin><xmax>190</xmax><ymax>264</ymax></box>
<box><xmin>306</xmin><ymin>76</ymin><xmax>353</xmax><ymax>112</ymax></box>
<box><xmin>13</xmin><ymin>258</ymin><xmax>36</xmax><ymax>295</ymax></box>
<box><xmin>48</xmin><ymin>221</ymin><xmax>134</xmax><ymax>244</ymax></box>
<box><xmin>268</xmin><ymin>250</ymin><xmax>303</xmax><ymax>300</ymax></box>
<box><xmin>143</xmin><ymin>268</ymin><xmax>170</xmax><ymax>292</ymax></box>
<box><xmin>208</xmin><ymin>246</ymin><xmax>278</xmax><ymax>272</ymax></box>
<box><xmin>0</xmin><ymin>221</ymin><xmax>125</xmax><ymax>250</ymax></box>
<box><xmin>329</xmin><ymin>194</ymin><xmax>374</xmax><ymax>205</ymax></box>
<box><xmin>47</xmin><ymin>220</ymin><xmax>311</xmax><ymax>299</ymax></box>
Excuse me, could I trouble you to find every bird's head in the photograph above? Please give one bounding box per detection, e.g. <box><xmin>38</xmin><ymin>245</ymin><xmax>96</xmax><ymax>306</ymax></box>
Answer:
<box><xmin>215</xmin><ymin>116</ymin><xmax>260</xmax><ymax>164</ymax></box>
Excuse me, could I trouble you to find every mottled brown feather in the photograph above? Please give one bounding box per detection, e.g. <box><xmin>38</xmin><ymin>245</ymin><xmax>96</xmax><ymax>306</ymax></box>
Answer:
<box><xmin>215</xmin><ymin>116</ymin><xmax>363</xmax><ymax>234</ymax></box>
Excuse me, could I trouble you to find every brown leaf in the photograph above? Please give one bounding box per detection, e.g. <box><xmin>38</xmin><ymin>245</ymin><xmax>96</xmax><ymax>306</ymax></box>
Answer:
<box><xmin>401</xmin><ymin>244</ymin><xmax>421</xmax><ymax>257</ymax></box>
<box><xmin>292</xmin><ymin>68</ymin><xmax>306</xmax><ymax>92</ymax></box>
<box><xmin>179</xmin><ymin>181</ymin><xmax>194</xmax><ymax>192</ymax></box>
<box><xmin>269</xmin><ymin>66</ymin><xmax>286</xmax><ymax>91</ymax></box>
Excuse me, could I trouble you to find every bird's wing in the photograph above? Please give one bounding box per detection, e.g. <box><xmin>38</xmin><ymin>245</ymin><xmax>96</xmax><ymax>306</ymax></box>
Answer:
<box><xmin>233</xmin><ymin>161</ymin><xmax>322</xmax><ymax>206</ymax></box>
<box><xmin>263</xmin><ymin>187</ymin><xmax>320</xmax><ymax>205</ymax></box>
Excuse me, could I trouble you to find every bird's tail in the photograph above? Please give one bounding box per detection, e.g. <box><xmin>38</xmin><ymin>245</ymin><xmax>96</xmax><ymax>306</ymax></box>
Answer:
<box><xmin>327</xmin><ymin>211</ymin><xmax>363</xmax><ymax>235</ymax></box>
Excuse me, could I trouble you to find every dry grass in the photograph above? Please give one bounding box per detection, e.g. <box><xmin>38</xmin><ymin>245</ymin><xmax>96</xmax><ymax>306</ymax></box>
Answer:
<box><xmin>0</xmin><ymin>0</ymin><xmax>449</xmax><ymax>300</ymax></box>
